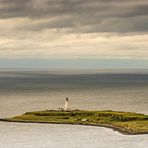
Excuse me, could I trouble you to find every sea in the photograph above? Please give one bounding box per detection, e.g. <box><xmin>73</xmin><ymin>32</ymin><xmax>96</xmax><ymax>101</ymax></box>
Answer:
<box><xmin>0</xmin><ymin>69</ymin><xmax>148</xmax><ymax>148</ymax></box>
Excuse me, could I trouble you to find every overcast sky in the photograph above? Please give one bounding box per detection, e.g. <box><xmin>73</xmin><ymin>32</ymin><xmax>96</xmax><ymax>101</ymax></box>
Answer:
<box><xmin>0</xmin><ymin>0</ymin><xmax>148</xmax><ymax>68</ymax></box>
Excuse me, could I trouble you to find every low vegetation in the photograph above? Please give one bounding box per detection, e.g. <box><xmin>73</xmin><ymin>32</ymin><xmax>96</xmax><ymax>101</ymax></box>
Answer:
<box><xmin>2</xmin><ymin>110</ymin><xmax>148</xmax><ymax>135</ymax></box>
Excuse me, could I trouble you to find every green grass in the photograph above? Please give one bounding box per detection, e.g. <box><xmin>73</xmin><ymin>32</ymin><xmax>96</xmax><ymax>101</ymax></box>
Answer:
<box><xmin>6</xmin><ymin>110</ymin><xmax>148</xmax><ymax>135</ymax></box>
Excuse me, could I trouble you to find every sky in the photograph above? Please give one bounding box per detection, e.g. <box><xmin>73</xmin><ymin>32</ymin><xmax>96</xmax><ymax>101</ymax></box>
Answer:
<box><xmin>0</xmin><ymin>0</ymin><xmax>148</xmax><ymax>68</ymax></box>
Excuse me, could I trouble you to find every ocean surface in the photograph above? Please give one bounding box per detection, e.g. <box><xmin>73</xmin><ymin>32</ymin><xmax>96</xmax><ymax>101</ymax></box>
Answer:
<box><xmin>0</xmin><ymin>69</ymin><xmax>148</xmax><ymax>148</ymax></box>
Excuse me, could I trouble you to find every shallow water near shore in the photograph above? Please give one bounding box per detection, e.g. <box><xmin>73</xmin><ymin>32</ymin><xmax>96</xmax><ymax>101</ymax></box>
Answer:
<box><xmin>0</xmin><ymin>69</ymin><xmax>148</xmax><ymax>147</ymax></box>
<box><xmin>0</xmin><ymin>122</ymin><xmax>148</xmax><ymax>148</ymax></box>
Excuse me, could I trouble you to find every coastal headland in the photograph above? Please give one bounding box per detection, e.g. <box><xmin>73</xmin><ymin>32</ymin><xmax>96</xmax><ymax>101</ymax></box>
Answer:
<box><xmin>0</xmin><ymin>110</ymin><xmax>148</xmax><ymax>135</ymax></box>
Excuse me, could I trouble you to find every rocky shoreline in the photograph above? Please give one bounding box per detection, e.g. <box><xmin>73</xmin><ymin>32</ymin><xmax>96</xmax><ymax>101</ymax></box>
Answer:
<box><xmin>0</xmin><ymin>117</ymin><xmax>148</xmax><ymax>135</ymax></box>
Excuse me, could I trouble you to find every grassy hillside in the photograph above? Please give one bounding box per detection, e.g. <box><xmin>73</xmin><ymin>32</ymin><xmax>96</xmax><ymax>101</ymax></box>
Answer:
<box><xmin>3</xmin><ymin>110</ymin><xmax>148</xmax><ymax>135</ymax></box>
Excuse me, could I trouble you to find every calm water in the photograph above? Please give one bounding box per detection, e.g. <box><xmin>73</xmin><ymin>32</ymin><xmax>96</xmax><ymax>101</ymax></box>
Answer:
<box><xmin>0</xmin><ymin>69</ymin><xmax>148</xmax><ymax>148</ymax></box>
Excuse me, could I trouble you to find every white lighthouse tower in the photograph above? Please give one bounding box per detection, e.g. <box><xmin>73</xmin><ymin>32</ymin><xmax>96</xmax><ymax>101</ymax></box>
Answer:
<box><xmin>64</xmin><ymin>97</ymin><xmax>69</xmax><ymax>111</ymax></box>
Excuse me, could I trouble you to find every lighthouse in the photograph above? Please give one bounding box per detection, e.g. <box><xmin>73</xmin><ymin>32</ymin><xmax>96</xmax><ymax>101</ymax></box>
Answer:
<box><xmin>64</xmin><ymin>97</ymin><xmax>69</xmax><ymax>111</ymax></box>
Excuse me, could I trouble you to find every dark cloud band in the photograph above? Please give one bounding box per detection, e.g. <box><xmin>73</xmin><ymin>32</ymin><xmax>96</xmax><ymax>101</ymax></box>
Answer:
<box><xmin>0</xmin><ymin>0</ymin><xmax>148</xmax><ymax>33</ymax></box>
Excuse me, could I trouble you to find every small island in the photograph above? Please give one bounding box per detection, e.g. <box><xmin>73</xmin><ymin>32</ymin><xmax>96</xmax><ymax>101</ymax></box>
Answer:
<box><xmin>0</xmin><ymin>98</ymin><xmax>148</xmax><ymax>135</ymax></box>
<box><xmin>1</xmin><ymin>110</ymin><xmax>148</xmax><ymax>135</ymax></box>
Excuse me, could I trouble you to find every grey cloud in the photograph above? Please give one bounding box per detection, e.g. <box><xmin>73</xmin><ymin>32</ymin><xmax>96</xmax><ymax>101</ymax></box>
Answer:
<box><xmin>19</xmin><ymin>16</ymin><xmax>75</xmax><ymax>31</ymax></box>
<box><xmin>0</xmin><ymin>0</ymin><xmax>148</xmax><ymax>33</ymax></box>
